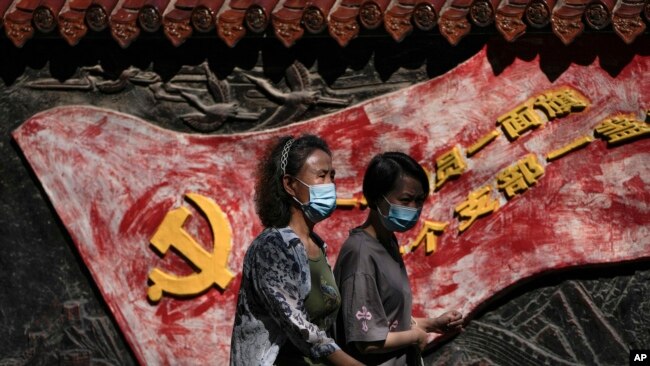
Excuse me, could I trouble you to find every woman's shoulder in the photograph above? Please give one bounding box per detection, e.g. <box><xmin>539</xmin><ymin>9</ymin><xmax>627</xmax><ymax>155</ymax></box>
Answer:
<box><xmin>341</xmin><ymin>228</ymin><xmax>378</xmax><ymax>252</ymax></box>
<box><xmin>336</xmin><ymin>228</ymin><xmax>380</xmax><ymax>271</ymax></box>
<box><xmin>250</xmin><ymin>227</ymin><xmax>282</xmax><ymax>246</ymax></box>
<box><xmin>247</xmin><ymin>227</ymin><xmax>304</xmax><ymax>260</ymax></box>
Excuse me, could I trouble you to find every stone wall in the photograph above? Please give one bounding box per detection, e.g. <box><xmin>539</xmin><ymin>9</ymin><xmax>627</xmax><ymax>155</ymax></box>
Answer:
<box><xmin>1</xmin><ymin>33</ymin><xmax>648</xmax><ymax>364</ymax></box>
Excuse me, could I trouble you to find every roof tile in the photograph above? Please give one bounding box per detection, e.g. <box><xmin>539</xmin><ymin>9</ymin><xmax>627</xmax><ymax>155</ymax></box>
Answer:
<box><xmin>495</xmin><ymin>0</ymin><xmax>528</xmax><ymax>41</ymax></box>
<box><xmin>439</xmin><ymin>0</ymin><xmax>472</xmax><ymax>45</ymax></box>
<box><xmin>584</xmin><ymin>0</ymin><xmax>614</xmax><ymax>30</ymax></box>
<box><xmin>384</xmin><ymin>1</ymin><xmax>415</xmax><ymax>42</ymax></box>
<box><xmin>612</xmin><ymin>0</ymin><xmax>647</xmax><ymax>43</ymax></box>
<box><xmin>551</xmin><ymin>0</ymin><xmax>588</xmax><ymax>45</ymax></box>
<box><xmin>470</xmin><ymin>0</ymin><xmax>497</xmax><ymax>27</ymax></box>
<box><xmin>329</xmin><ymin>0</ymin><xmax>362</xmax><ymax>46</ymax></box>
<box><xmin>272</xmin><ymin>5</ymin><xmax>305</xmax><ymax>47</ymax></box>
<box><xmin>359</xmin><ymin>0</ymin><xmax>390</xmax><ymax>29</ymax></box>
<box><xmin>302</xmin><ymin>0</ymin><xmax>335</xmax><ymax>33</ymax></box>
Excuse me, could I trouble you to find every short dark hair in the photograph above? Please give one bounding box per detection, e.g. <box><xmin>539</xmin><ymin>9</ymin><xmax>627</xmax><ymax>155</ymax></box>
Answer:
<box><xmin>255</xmin><ymin>135</ymin><xmax>332</xmax><ymax>228</ymax></box>
<box><xmin>362</xmin><ymin>152</ymin><xmax>430</xmax><ymax>210</ymax></box>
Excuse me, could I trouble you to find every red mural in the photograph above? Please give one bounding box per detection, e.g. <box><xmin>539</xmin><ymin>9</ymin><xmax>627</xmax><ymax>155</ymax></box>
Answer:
<box><xmin>12</xmin><ymin>48</ymin><xmax>650</xmax><ymax>364</ymax></box>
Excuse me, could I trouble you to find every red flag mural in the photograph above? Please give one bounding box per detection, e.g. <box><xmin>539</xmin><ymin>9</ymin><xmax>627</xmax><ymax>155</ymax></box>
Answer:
<box><xmin>12</xmin><ymin>48</ymin><xmax>650</xmax><ymax>364</ymax></box>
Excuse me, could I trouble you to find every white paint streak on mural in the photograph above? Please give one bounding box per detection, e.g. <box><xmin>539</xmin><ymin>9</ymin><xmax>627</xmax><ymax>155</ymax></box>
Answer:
<box><xmin>12</xmin><ymin>48</ymin><xmax>650</xmax><ymax>364</ymax></box>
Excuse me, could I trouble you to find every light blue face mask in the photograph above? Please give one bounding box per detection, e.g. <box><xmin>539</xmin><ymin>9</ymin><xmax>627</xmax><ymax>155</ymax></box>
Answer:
<box><xmin>378</xmin><ymin>196</ymin><xmax>421</xmax><ymax>232</ymax></box>
<box><xmin>292</xmin><ymin>177</ymin><xmax>337</xmax><ymax>223</ymax></box>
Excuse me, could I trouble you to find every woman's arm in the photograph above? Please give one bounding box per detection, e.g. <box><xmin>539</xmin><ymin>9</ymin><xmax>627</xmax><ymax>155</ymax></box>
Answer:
<box><xmin>353</xmin><ymin>327</ymin><xmax>428</xmax><ymax>354</ymax></box>
<box><xmin>326</xmin><ymin>349</ymin><xmax>365</xmax><ymax>365</ymax></box>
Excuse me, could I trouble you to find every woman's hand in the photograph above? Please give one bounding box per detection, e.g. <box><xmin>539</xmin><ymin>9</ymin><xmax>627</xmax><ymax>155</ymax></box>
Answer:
<box><xmin>432</xmin><ymin>311</ymin><xmax>463</xmax><ymax>333</ymax></box>
<box><xmin>416</xmin><ymin>311</ymin><xmax>463</xmax><ymax>334</ymax></box>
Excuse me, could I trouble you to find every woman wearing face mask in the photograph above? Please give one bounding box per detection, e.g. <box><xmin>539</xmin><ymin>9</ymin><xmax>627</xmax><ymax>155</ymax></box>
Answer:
<box><xmin>333</xmin><ymin>152</ymin><xmax>463</xmax><ymax>366</ymax></box>
<box><xmin>231</xmin><ymin>135</ymin><xmax>362</xmax><ymax>366</ymax></box>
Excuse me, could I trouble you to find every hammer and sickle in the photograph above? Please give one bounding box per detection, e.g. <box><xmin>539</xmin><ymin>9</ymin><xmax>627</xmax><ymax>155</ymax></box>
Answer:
<box><xmin>147</xmin><ymin>193</ymin><xmax>235</xmax><ymax>302</ymax></box>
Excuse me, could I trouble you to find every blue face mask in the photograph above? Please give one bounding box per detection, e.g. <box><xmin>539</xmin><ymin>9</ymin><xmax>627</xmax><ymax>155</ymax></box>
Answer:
<box><xmin>292</xmin><ymin>177</ymin><xmax>337</xmax><ymax>223</ymax></box>
<box><xmin>378</xmin><ymin>196</ymin><xmax>421</xmax><ymax>232</ymax></box>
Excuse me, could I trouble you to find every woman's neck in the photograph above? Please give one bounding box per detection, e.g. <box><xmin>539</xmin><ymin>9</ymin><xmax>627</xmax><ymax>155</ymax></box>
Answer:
<box><xmin>288</xmin><ymin>207</ymin><xmax>313</xmax><ymax>242</ymax></box>
<box><xmin>363</xmin><ymin>210</ymin><xmax>393</xmax><ymax>247</ymax></box>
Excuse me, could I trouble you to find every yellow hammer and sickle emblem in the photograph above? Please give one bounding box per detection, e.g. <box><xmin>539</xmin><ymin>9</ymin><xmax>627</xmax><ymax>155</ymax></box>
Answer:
<box><xmin>147</xmin><ymin>193</ymin><xmax>235</xmax><ymax>302</ymax></box>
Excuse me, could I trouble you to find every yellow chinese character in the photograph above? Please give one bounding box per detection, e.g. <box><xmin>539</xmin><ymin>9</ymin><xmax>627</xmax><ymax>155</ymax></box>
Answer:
<box><xmin>455</xmin><ymin>186</ymin><xmax>500</xmax><ymax>233</ymax></box>
<box><xmin>406</xmin><ymin>221</ymin><xmax>448</xmax><ymax>255</ymax></box>
<box><xmin>466</xmin><ymin>129</ymin><xmax>500</xmax><ymax>157</ymax></box>
<box><xmin>435</xmin><ymin>146</ymin><xmax>467</xmax><ymax>190</ymax></box>
<box><xmin>533</xmin><ymin>88</ymin><xmax>588</xmax><ymax>119</ymax></box>
<box><xmin>147</xmin><ymin>193</ymin><xmax>235</xmax><ymax>302</ymax></box>
<box><xmin>497</xmin><ymin>102</ymin><xmax>543</xmax><ymax>140</ymax></box>
<box><xmin>594</xmin><ymin>115</ymin><xmax>650</xmax><ymax>145</ymax></box>
<box><xmin>336</xmin><ymin>195</ymin><xmax>368</xmax><ymax>209</ymax></box>
<box><xmin>496</xmin><ymin>154</ymin><xmax>545</xmax><ymax>199</ymax></box>
<box><xmin>546</xmin><ymin>136</ymin><xmax>593</xmax><ymax>161</ymax></box>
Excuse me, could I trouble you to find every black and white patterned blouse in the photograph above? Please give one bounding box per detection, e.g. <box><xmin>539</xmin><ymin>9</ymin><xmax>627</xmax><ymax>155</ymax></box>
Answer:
<box><xmin>230</xmin><ymin>227</ymin><xmax>339</xmax><ymax>366</ymax></box>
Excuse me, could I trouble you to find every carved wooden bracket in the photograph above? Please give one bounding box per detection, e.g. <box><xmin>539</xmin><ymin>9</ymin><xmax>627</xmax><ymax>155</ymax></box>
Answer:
<box><xmin>612</xmin><ymin>0</ymin><xmax>646</xmax><ymax>44</ymax></box>
<box><xmin>272</xmin><ymin>0</ymin><xmax>306</xmax><ymax>47</ymax></box>
<box><xmin>328</xmin><ymin>0</ymin><xmax>362</xmax><ymax>47</ymax></box>
<box><xmin>164</xmin><ymin>0</ymin><xmax>197</xmax><ymax>47</ymax></box>
<box><xmin>551</xmin><ymin>0</ymin><xmax>588</xmax><ymax>45</ymax></box>
<box><xmin>302</xmin><ymin>0</ymin><xmax>335</xmax><ymax>33</ymax></box>
<box><xmin>439</xmin><ymin>0</ymin><xmax>472</xmax><ymax>45</ymax></box>
<box><xmin>384</xmin><ymin>0</ymin><xmax>415</xmax><ymax>42</ymax></box>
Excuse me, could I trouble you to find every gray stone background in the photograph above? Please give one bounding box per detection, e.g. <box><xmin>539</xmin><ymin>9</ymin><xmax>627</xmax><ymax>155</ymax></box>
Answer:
<box><xmin>0</xmin><ymin>33</ymin><xmax>648</xmax><ymax>365</ymax></box>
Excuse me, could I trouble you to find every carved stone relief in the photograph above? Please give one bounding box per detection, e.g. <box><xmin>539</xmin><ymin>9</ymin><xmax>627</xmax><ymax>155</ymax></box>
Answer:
<box><xmin>20</xmin><ymin>56</ymin><xmax>429</xmax><ymax>133</ymax></box>
<box><xmin>0</xmin><ymin>300</ymin><xmax>134</xmax><ymax>366</ymax></box>
<box><xmin>425</xmin><ymin>266</ymin><xmax>650</xmax><ymax>365</ymax></box>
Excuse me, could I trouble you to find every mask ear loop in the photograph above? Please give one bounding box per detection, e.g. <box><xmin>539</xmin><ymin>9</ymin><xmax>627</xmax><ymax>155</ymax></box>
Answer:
<box><xmin>378</xmin><ymin>196</ymin><xmax>393</xmax><ymax>218</ymax></box>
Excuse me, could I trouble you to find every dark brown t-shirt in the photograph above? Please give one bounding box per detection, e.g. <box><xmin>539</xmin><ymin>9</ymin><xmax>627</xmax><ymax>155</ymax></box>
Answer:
<box><xmin>333</xmin><ymin>228</ymin><xmax>415</xmax><ymax>366</ymax></box>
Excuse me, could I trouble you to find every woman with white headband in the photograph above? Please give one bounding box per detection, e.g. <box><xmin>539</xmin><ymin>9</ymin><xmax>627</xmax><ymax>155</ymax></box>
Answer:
<box><xmin>231</xmin><ymin>135</ymin><xmax>362</xmax><ymax>366</ymax></box>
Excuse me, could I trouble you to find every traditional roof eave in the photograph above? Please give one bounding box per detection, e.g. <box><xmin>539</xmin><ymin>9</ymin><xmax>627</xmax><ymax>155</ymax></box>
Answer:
<box><xmin>1</xmin><ymin>0</ymin><xmax>648</xmax><ymax>47</ymax></box>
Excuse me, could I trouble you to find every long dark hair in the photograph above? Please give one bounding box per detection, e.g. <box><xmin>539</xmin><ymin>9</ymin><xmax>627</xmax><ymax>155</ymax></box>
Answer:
<box><xmin>255</xmin><ymin>134</ymin><xmax>332</xmax><ymax>228</ymax></box>
<box><xmin>362</xmin><ymin>152</ymin><xmax>430</xmax><ymax>210</ymax></box>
